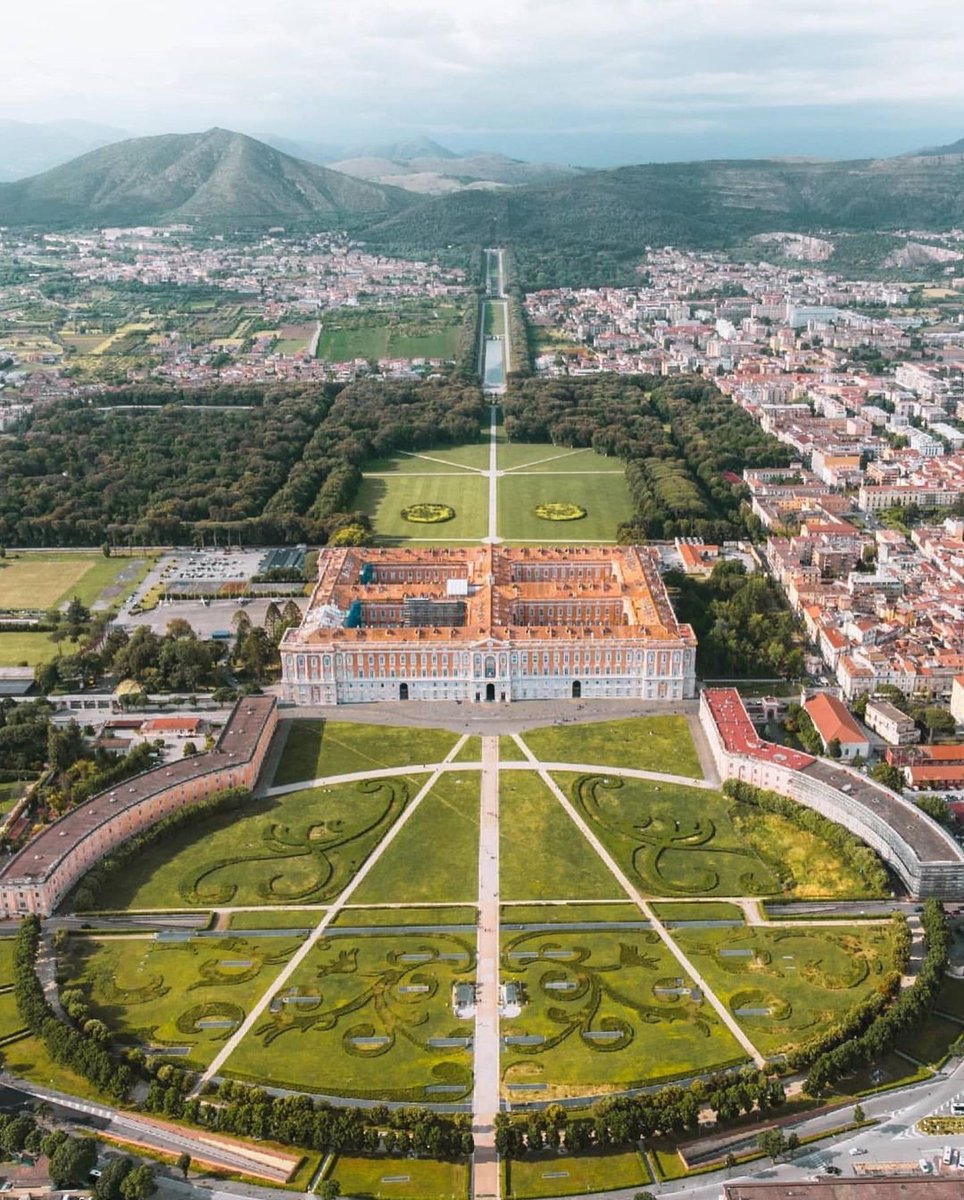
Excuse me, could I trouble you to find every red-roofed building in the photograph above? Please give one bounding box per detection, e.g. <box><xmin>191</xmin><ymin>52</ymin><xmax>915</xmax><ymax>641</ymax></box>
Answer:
<box><xmin>804</xmin><ymin>693</ymin><xmax>870</xmax><ymax>760</ymax></box>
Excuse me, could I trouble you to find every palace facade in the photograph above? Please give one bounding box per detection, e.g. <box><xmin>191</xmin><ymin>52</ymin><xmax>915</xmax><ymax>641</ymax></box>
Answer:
<box><xmin>280</xmin><ymin>545</ymin><xmax>697</xmax><ymax>705</ymax></box>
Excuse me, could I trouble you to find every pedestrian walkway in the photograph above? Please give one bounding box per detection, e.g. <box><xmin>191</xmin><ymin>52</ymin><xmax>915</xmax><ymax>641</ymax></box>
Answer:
<box><xmin>472</xmin><ymin>735</ymin><xmax>502</xmax><ymax>1200</ymax></box>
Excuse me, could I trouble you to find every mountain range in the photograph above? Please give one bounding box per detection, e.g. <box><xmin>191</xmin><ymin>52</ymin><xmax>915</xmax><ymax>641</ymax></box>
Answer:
<box><xmin>4</xmin><ymin>127</ymin><xmax>964</xmax><ymax>288</ymax></box>
<box><xmin>0</xmin><ymin>119</ymin><xmax>130</xmax><ymax>181</ymax></box>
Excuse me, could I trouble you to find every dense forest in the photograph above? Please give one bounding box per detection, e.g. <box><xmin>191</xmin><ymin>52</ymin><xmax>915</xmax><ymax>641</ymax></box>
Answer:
<box><xmin>0</xmin><ymin>380</ymin><xmax>485</xmax><ymax>547</ymax></box>
<box><xmin>504</xmin><ymin>375</ymin><xmax>793</xmax><ymax>541</ymax></box>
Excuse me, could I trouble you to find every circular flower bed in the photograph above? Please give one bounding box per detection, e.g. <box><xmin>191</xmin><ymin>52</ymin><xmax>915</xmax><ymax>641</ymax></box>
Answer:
<box><xmin>401</xmin><ymin>503</ymin><xmax>456</xmax><ymax>524</ymax></box>
<box><xmin>535</xmin><ymin>502</ymin><xmax>587</xmax><ymax>521</ymax></box>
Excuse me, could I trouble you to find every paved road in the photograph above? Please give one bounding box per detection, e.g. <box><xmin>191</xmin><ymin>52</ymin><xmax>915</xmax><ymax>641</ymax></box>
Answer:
<box><xmin>472</xmin><ymin>736</ymin><xmax>502</xmax><ymax>1200</ymax></box>
<box><xmin>194</xmin><ymin>733</ymin><xmax>471</xmax><ymax>1092</ymax></box>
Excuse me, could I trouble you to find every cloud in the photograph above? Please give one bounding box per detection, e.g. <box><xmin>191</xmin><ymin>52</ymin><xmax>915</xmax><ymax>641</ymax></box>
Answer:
<box><xmin>2</xmin><ymin>0</ymin><xmax>964</xmax><ymax>146</ymax></box>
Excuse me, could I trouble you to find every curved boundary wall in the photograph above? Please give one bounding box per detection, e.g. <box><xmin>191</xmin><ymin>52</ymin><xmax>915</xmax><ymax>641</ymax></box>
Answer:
<box><xmin>0</xmin><ymin>696</ymin><xmax>277</xmax><ymax>918</ymax></box>
<box><xmin>699</xmin><ymin>689</ymin><xmax>964</xmax><ymax>900</ymax></box>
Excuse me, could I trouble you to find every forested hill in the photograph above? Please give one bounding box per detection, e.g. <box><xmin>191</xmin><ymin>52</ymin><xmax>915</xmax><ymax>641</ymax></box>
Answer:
<box><xmin>0</xmin><ymin>128</ymin><xmax>413</xmax><ymax>228</ymax></box>
<box><xmin>365</xmin><ymin>150</ymin><xmax>964</xmax><ymax>286</ymax></box>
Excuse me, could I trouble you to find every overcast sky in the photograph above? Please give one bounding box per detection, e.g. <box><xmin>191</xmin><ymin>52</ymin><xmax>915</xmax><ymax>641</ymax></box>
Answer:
<box><xmin>4</xmin><ymin>0</ymin><xmax>964</xmax><ymax>164</ymax></box>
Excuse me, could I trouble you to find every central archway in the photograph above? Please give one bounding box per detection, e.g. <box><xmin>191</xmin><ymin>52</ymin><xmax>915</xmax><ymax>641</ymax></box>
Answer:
<box><xmin>485</xmin><ymin>683</ymin><xmax>496</xmax><ymax>702</ymax></box>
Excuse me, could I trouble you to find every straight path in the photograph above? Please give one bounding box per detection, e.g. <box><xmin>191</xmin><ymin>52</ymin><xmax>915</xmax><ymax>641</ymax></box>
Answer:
<box><xmin>509</xmin><ymin>733</ymin><xmax>766</xmax><ymax>1068</ymax></box>
<box><xmin>486</xmin><ymin>403</ymin><xmax>500</xmax><ymax>544</ymax></box>
<box><xmin>193</xmin><ymin>734</ymin><xmax>470</xmax><ymax>1093</ymax></box>
<box><xmin>472</xmin><ymin>736</ymin><xmax>502</xmax><ymax>1200</ymax></box>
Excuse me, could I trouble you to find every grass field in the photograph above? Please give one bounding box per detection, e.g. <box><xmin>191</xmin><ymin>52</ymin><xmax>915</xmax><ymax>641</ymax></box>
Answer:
<box><xmin>226</xmin><ymin>931</ymin><xmax>476</xmax><ymax>1101</ymax></box>
<box><xmin>451</xmin><ymin>737</ymin><xmax>482</xmax><ymax>763</ymax></box>
<box><xmin>935</xmin><ymin>975</ymin><xmax>964</xmax><ymax>1020</ymax></box>
<box><xmin>894</xmin><ymin>1012</ymin><xmax>962</xmax><ymax>1066</ymax></box>
<box><xmin>364</xmin><ymin>442</ymin><xmax>490</xmax><ymax>473</ymax></box>
<box><xmin>502</xmin><ymin>902</ymin><xmax>638</xmax><ymax>926</ymax></box>
<box><xmin>500</xmin><ymin>773</ymin><xmax>621</xmax><ymax>901</ymax></box>
<box><xmin>0</xmin><ymin>781</ymin><xmax>30</xmax><ymax>814</ymax></box>
<box><xmin>518</xmin><ymin>716</ymin><xmax>703</xmax><ymax>778</ymax></box>
<box><xmin>674</xmin><ymin>924</ymin><xmax>897</xmax><ymax>1057</ymax></box>
<box><xmin>61</xmin><ymin>935</ymin><xmax>302</xmax><ymax>1070</ymax></box>
<box><xmin>356</xmin><ymin>473</ymin><xmax>489</xmax><ymax>543</ymax></box>
<box><xmin>227</xmin><ymin>911</ymin><xmax>320</xmax><ymax>930</ymax></box>
<box><xmin>498</xmin><ymin>471</ymin><xmax>631</xmax><ymax>542</ymax></box>
<box><xmin>505</xmin><ymin>1150</ymin><xmax>650</xmax><ymax>1199</ymax></box>
<box><xmin>497</xmin><ymin>442</ymin><xmax>622</xmax><ymax>474</ymax></box>
<box><xmin>87</xmin><ymin>776</ymin><xmax>426</xmax><ymax>910</ymax></box>
<box><xmin>652</xmin><ymin>902</ymin><xmax>746</xmax><ymax>923</ymax></box>
<box><xmin>328</xmin><ymin>1154</ymin><xmax>468</xmax><ymax>1200</ymax></box>
<box><xmin>333</xmin><ymin>907</ymin><xmax>477</xmax><ymax>929</ymax></box>
<box><xmin>0</xmin><ymin>630</ymin><xmax>82</xmax><ymax>666</ymax></box>
<box><xmin>0</xmin><ymin>551</ymin><xmax>151</xmax><ymax>610</ymax></box>
<box><xmin>4</xmin><ymin>1034</ymin><xmax>106</xmax><ymax>1101</ymax></box>
<box><xmin>500</xmin><ymin>927</ymin><xmax>746</xmax><ymax>1097</ymax></box>
<box><xmin>273</xmin><ymin>721</ymin><xmax>459</xmax><ymax>786</ymax></box>
<box><xmin>556</xmin><ymin>771</ymin><xmax>878</xmax><ymax>900</ymax></box>
<box><xmin>350</xmin><ymin>773</ymin><xmax>481</xmax><ymax>905</ymax></box>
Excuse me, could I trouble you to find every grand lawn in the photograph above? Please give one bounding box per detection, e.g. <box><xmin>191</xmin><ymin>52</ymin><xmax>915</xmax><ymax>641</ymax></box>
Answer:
<box><xmin>504</xmin><ymin>1150</ymin><xmax>650</xmax><ymax>1199</ymax></box>
<box><xmin>273</xmin><ymin>721</ymin><xmax>459</xmax><ymax>786</ymax></box>
<box><xmin>0</xmin><ymin>551</ymin><xmax>152</xmax><ymax>610</ymax></box>
<box><xmin>518</xmin><ymin>716</ymin><xmax>703</xmax><ymax>778</ymax></box>
<box><xmin>60</xmin><ymin>934</ymin><xmax>303</xmax><ymax>1070</ymax></box>
<box><xmin>497</xmin><ymin>470</ymin><xmax>630</xmax><ymax>543</ymax></box>
<box><xmin>86</xmin><ymin>776</ymin><xmax>427</xmax><ymax>910</ymax></box>
<box><xmin>499</xmin><ymin>772</ymin><xmax>622</xmax><ymax>902</ymax></box>
<box><xmin>673</xmin><ymin>923</ymin><xmax>899</xmax><ymax>1057</ymax></box>
<box><xmin>350</xmin><ymin>772</ymin><xmax>481</xmax><ymax>905</ymax></box>
<box><xmin>225</xmin><ymin>930</ymin><xmax>476</xmax><ymax>1102</ymax></box>
<box><xmin>327</xmin><ymin>1153</ymin><xmax>469</xmax><ymax>1200</ymax></box>
<box><xmin>356</xmin><ymin>472</ymin><xmax>489</xmax><ymax>543</ymax></box>
<box><xmin>500</xmin><ymin>927</ymin><xmax>747</xmax><ymax>1097</ymax></box>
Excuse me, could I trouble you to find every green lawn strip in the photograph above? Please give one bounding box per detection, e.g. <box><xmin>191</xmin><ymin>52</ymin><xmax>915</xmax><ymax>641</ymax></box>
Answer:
<box><xmin>274</xmin><ymin>721</ymin><xmax>458</xmax><ymax>785</ymax></box>
<box><xmin>0</xmin><ymin>990</ymin><xmax>28</xmax><ymax>1040</ymax></box>
<box><xmin>500</xmin><ymin>927</ymin><xmax>748</xmax><ymax>1097</ymax></box>
<box><xmin>0</xmin><ymin>781</ymin><xmax>31</xmax><ymax>813</ymax></box>
<box><xmin>224</xmin><ymin>930</ymin><xmax>476</xmax><ymax>1101</ymax></box>
<box><xmin>0</xmin><ymin>630</ymin><xmax>82</xmax><ymax>666</ymax></box>
<box><xmin>333</xmin><ymin>907</ymin><xmax>477</xmax><ymax>929</ymax></box>
<box><xmin>286</xmin><ymin>1154</ymin><xmax>322</xmax><ymax>1192</ymax></box>
<box><xmin>0</xmin><ymin>938</ymin><xmax>16</xmax><ymax>983</ymax></box>
<box><xmin>504</xmin><ymin>1149</ymin><xmax>650</xmax><ymax>1199</ymax></box>
<box><xmin>552</xmin><ymin>772</ymin><xmax>784</xmax><ymax>899</ymax></box>
<box><xmin>500</xmin><ymin>735</ymin><xmax>526</xmax><ymax>762</ymax></box>
<box><xmin>357</xmin><ymin>472</ymin><xmax>489</xmax><ymax>543</ymax></box>
<box><xmin>520</xmin><ymin>717</ymin><xmax>703</xmax><ymax>778</ymax></box>
<box><xmin>497</xmin><ymin>442</ymin><xmax>623</xmax><ymax>475</ymax></box>
<box><xmin>327</xmin><ymin>1153</ymin><xmax>468</xmax><ymax>1200</ymax></box>
<box><xmin>893</xmin><ymin>1012</ymin><xmax>962</xmax><ymax>1066</ymax></box>
<box><xmin>501</xmin><ymin>903</ymin><xmax>637</xmax><ymax>925</ymax></box>
<box><xmin>350</xmin><ymin>773</ymin><xmax>481</xmax><ymax>905</ymax></box>
<box><xmin>227</xmin><ymin>910</ymin><xmax>323</xmax><ymax>930</ymax></box>
<box><xmin>450</xmin><ymin>736</ymin><xmax>483</xmax><ymax>764</ymax></box>
<box><xmin>89</xmin><ymin>776</ymin><xmax>428</xmax><ymax>909</ymax></box>
<box><xmin>485</xmin><ymin>301</ymin><xmax>506</xmax><ymax>337</ymax></box>
<box><xmin>317</xmin><ymin>327</ymin><xmax>390</xmax><ymax>360</ymax></box>
<box><xmin>363</xmin><ymin>441</ymin><xmax>489</xmax><ymax>474</ymax></box>
<box><xmin>830</xmin><ymin>1050</ymin><xmax>933</xmax><ymax>1098</ymax></box>
<box><xmin>498</xmin><ymin>470</ymin><xmax>631</xmax><ymax>542</ymax></box>
<box><xmin>935</xmin><ymin>975</ymin><xmax>964</xmax><ymax>1021</ymax></box>
<box><xmin>61</xmin><ymin>934</ymin><xmax>304</xmax><ymax>1069</ymax></box>
<box><xmin>500</xmin><ymin>772</ymin><xmax>620</xmax><ymax>901</ymax></box>
<box><xmin>6</xmin><ymin>1034</ymin><xmax>113</xmax><ymax>1102</ymax></box>
<box><xmin>672</xmin><ymin>924</ymin><xmax>898</xmax><ymax>1058</ymax></box>
<box><xmin>652</xmin><ymin>902</ymin><xmax>746</xmax><ymax>923</ymax></box>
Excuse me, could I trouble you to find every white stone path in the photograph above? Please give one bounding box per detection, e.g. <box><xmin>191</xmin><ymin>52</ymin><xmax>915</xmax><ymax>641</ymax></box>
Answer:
<box><xmin>191</xmin><ymin>733</ymin><xmax>471</xmax><ymax>1094</ymax></box>
<box><xmin>472</xmin><ymin>736</ymin><xmax>502</xmax><ymax>1200</ymax></box>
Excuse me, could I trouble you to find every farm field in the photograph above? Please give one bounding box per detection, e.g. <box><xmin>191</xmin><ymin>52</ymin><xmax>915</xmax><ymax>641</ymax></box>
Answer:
<box><xmin>499</xmin><ymin>772</ymin><xmax>622</xmax><ymax>902</ymax></box>
<box><xmin>349</xmin><ymin>772</ymin><xmax>481</xmax><ymax>905</ymax></box>
<box><xmin>225</xmin><ymin>930</ymin><xmax>477</xmax><ymax>1101</ymax></box>
<box><xmin>84</xmin><ymin>776</ymin><xmax>426</xmax><ymax>910</ymax></box>
<box><xmin>517</xmin><ymin>716</ymin><xmax>703</xmax><ymax>777</ymax></box>
<box><xmin>673</xmin><ymin>924</ymin><xmax>899</xmax><ymax>1057</ymax></box>
<box><xmin>273</xmin><ymin>720</ymin><xmax>459</xmax><ymax>786</ymax></box>
<box><xmin>504</xmin><ymin>1150</ymin><xmax>650</xmax><ymax>1199</ymax></box>
<box><xmin>355</xmin><ymin>472</ymin><xmax>489</xmax><ymax>543</ymax></box>
<box><xmin>60</xmin><ymin>935</ymin><xmax>302</xmax><ymax>1070</ymax></box>
<box><xmin>499</xmin><ymin>927</ymin><xmax>747</xmax><ymax>1097</ymax></box>
<box><xmin>327</xmin><ymin>1154</ymin><xmax>468</xmax><ymax>1200</ymax></box>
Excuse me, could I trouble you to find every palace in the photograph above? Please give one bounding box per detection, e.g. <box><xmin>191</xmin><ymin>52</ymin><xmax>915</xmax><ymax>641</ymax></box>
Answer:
<box><xmin>280</xmin><ymin>545</ymin><xmax>697</xmax><ymax>705</ymax></box>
